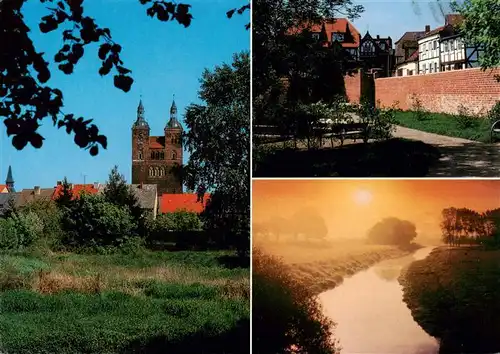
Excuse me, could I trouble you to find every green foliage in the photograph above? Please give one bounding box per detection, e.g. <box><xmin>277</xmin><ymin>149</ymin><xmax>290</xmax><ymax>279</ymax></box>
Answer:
<box><xmin>367</xmin><ymin>217</ymin><xmax>417</xmax><ymax>246</ymax></box>
<box><xmin>452</xmin><ymin>0</ymin><xmax>500</xmax><ymax>77</ymax></box>
<box><xmin>410</xmin><ymin>94</ymin><xmax>430</xmax><ymax>122</ymax></box>
<box><xmin>155</xmin><ymin>210</ymin><xmax>204</xmax><ymax>232</ymax></box>
<box><xmin>61</xmin><ymin>193</ymin><xmax>136</xmax><ymax>249</ymax></box>
<box><xmin>253</xmin><ymin>249</ymin><xmax>338</xmax><ymax>354</ymax></box>
<box><xmin>454</xmin><ymin>104</ymin><xmax>480</xmax><ymax>130</ymax></box>
<box><xmin>488</xmin><ymin>101</ymin><xmax>500</xmax><ymax>122</ymax></box>
<box><xmin>104</xmin><ymin>166</ymin><xmax>144</xmax><ymax>235</ymax></box>
<box><xmin>183</xmin><ymin>52</ymin><xmax>250</xmax><ymax>257</ymax></box>
<box><xmin>0</xmin><ymin>218</ymin><xmax>19</xmax><ymax>250</ymax></box>
<box><xmin>357</xmin><ymin>100</ymin><xmax>397</xmax><ymax>142</ymax></box>
<box><xmin>54</xmin><ymin>177</ymin><xmax>74</xmax><ymax>209</ymax></box>
<box><xmin>20</xmin><ymin>199</ymin><xmax>64</xmax><ymax>250</ymax></box>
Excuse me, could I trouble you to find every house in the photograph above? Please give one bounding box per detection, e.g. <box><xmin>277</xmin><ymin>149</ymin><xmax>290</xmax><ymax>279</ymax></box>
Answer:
<box><xmin>16</xmin><ymin>186</ymin><xmax>56</xmax><ymax>208</ymax></box>
<box><xmin>159</xmin><ymin>193</ymin><xmax>210</xmax><ymax>214</ymax></box>
<box><xmin>359</xmin><ymin>32</ymin><xmax>394</xmax><ymax>77</ymax></box>
<box><xmin>418</xmin><ymin>14</ymin><xmax>466</xmax><ymax>75</ymax></box>
<box><xmin>394</xmin><ymin>31</ymin><xmax>425</xmax><ymax>65</ymax></box>
<box><xmin>291</xmin><ymin>18</ymin><xmax>361</xmax><ymax>59</ymax></box>
<box><xmin>394</xmin><ymin>49</ymin><xmax>419</xmax><ymax>76</ymax></box>
<box><xmin>440</xmin><ymin>14</ymin><xmax>483</xmax><ymax>71</ymax></box>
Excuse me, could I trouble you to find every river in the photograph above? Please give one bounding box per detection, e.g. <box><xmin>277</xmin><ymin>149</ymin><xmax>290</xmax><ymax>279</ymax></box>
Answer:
<box><xmin>318</xmin><ymin>247</ymin><xmax>439</xmax><ymax>354</ymax></box>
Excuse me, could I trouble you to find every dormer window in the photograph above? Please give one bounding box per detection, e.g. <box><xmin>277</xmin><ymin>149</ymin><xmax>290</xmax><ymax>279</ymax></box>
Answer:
<box><xmin>361</xmin><ymin>41</ymin><xmax>375</xmax><ymax>53</ymax></box>
<box><xmin>332</xmin><ymin>33</ymin><xmax>344</xmax><ymax>42</ymax></box>
<box><xmin>379</xmin><ymin>42</ymin><xmax>385</xmax><ymax>50</ymax></box>
<box><xmin>312</xmin><ymin>33</ymin><xmax>320</xmax><ymax>40</ymax></box>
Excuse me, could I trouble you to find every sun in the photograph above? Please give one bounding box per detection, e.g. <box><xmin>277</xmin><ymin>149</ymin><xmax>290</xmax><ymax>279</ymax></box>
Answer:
<box><xmin>354</xmin><ymin>189</ymin><xmax>373</xmax><ymax>205</ymax></box>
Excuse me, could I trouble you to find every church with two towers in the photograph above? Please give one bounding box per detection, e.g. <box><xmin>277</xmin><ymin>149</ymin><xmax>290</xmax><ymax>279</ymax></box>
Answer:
<box><xmin>131</xmin><ymin>97</ymin><xmax>183</xmax><ymax>195</ymax></box>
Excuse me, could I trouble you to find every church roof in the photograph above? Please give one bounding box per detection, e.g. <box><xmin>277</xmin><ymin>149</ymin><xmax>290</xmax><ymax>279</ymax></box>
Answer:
<box><xmin>159</xmin><ymin>193</ymin><xmax>210</xmax><ymax>214</ymax></box>
<box><xmin>6</xmin><ymin>165</ymin><xmax>14</xmax><ymax>184</ymax></box>
<box><xmin>149</xmin><ymin>136</ymin><xmax>165</xmax><ymax>149</ymax></box>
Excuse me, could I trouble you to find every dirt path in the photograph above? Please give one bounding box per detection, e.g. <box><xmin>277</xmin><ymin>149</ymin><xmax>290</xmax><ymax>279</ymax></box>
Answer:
<box><xmin>394</xmin><ymin>126</ymin><xmax>500</xmax><ymax>177</ymax></box>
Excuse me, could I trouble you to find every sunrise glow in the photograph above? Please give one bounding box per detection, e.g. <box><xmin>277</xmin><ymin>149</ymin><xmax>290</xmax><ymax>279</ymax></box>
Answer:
<box><xmin>354</xmin><ymin>189</ymin><xmax>373</xmax><ymax>205</ymax></box>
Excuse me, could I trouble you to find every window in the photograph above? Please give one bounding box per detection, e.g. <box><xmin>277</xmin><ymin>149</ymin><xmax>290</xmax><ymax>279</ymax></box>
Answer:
<box><xmin>434</xmin><ymin>62</ymin><xmax>438</xmax><ymax>72</ymax></box>
<box><xmin>312</xmin><ymin>33</ymin><xmax>320</xmax><ymax>40</ymax></box>
<box><xmin>332</xmin><ymin>32</ymin><xmax>344</xmax><ymax>42</ymax></box>
<box><xmin>397</xmin><ymin>69</ymin><xmax>403</xmax><ymax>77</ymax></box>
<box><xmin>149</xmin><ymin>167</ymin><xmax>153</xmax><ymax>177</ymax></box>
<box><xmin>424</xmin><ymin>63</ymin><xmax>428</xmax><ymax>73</ymax></box>
<box><xmin>155</xmin><ymin>167</ymin><xmax>159</xmax><ymax>176</ymax></box>
<box><xmin>160</xmin><ymin>151</ymin><xmax>164</xmax><ymax>159</ymax></box>
<box><xmin>430</xmin><ymin>64</ymin><xmax>433</xmax><ymax>73</ymax></box>
<box><xmin>160</xmin><ymin>167</ymin><xmax>164</xmax><ymax>176</ymax></box>
<box><xmin>138</xmin><ymin>151</ymin><xmax>143</xmax><ymax>160</ymax></box>
<box><xmin>172</xmin><ymin>151</ymin><xmax>177</xmax><ymax>160</ymax></box>
<box><xmin>408</xmin><ymin>70</ymin><xmax>413</xmax><ymax>76</ymax></box>
<box><xmin>379</xmin><ymin>42</ymin><xmax>385</xmax><ymax>50</ymax></box>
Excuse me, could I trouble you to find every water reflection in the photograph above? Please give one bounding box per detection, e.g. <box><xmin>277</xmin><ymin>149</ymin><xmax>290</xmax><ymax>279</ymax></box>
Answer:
<box><xmin>318</xmin><ymin>247</ymin><xmax>438</xmax><ymax>354</ymax></box>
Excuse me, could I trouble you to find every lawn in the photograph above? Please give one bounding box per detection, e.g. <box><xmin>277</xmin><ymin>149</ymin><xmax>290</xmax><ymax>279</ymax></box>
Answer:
<box><xmin>400</xmin><ymin>246</ymin><xmax>500</xmax><ymax>354</ymax></box>
<box><xmin>394</xmin><ymin>110</ymin><xmax>492</xmax><ymax>142</ymax></box>
<box><xmin>0</xmin><ymin>250</ymin><xmax>250</xmax><ymax>354</ymax></box>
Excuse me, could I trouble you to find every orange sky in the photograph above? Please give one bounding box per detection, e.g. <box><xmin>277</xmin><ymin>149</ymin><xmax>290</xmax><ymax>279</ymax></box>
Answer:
<box><xmin>253</xmin><ymin>179</ymin><xmax>500</xmax><ymax>240</ymax></box>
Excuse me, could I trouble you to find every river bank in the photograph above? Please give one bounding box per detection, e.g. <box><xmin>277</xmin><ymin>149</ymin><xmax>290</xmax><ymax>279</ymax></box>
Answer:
<box><xmin>258</xmin><ymin>241</ymin><xmax>421</xmax><ymax>296</ymax></box>
<box><xmin>398</xmin><ymin>246</ymin><xmax>500</xmax><ymax>354</ymax></box>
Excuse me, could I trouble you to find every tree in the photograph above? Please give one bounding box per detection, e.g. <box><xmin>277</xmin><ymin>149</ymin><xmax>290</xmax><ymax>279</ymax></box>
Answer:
<box><xmin>183</xmin><ymin>52</ymin><xmax>250</xmax><ymax>256</ymax></box>
<box><xmin>0</xmin><ymin>1</ymin><xmax>248</xmax><ymax>155</ymax></box>
<box><xmin>367</xmin><ymin>217</ymin><xmax>417</xmax><ymax>247</ymax></box>
<box><xmin>451</xmin><ymin>0</ymin><xmax>500</xmax><ymax>75</ymax></box>
<box><xmin>61</xmin><ymin>193</ymin><xmax>135</xmax><ymax>248</ymax></box>
<box><xmin>252</xmin><ymin>0</ymin><xmax>364</xmax><ymax>127</ymax></box>
<box><xmin>155</xmin><ymin>210</ymin><xmax>203</xmax><ymax>232</ymax></box>
<box><xmin>290</xmin><ymin>207</ymin><xmax>328</xmax><ymax>241</ymax></box>
<box><xmin>103</xmin><ymin>165</ymin><xmax>144</xmax><ymax>235</ymax></box>
<box><xmin>54</xmin><ymin>177</ymin><xmax>74</xmax><ymax>209</ymax></box>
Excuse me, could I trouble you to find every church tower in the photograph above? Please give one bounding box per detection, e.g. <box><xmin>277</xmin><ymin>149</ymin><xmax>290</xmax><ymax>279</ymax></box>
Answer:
<box><xmin>131</xmin><ymin>99</ymin><xmax>150</xmax><ymax>186</ymax></box>
<box><xmin>164</xmin><ymin>96</ymin><xmax>183</xmax><ymax>193</ymax></box>
<box><xmin>6</xmin><ymin>165</ymin><xmax>15</xmax><ymax>192</ymax></box>
<box><xmin>131</xmin><ymin>96</ymin><xmax>183</xmax><ymax>195</ymax></box>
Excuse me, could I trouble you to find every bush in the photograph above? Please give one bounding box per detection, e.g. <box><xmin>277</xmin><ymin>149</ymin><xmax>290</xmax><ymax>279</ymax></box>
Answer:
<box><xmin>367</xmin><ymin>217</ymin><xmax>417</xmax><ymax>247</ymax></box>
<box><xmin>0</xmin><ymin>218</ymin><xmax>19</xmax><ymax>250</ymax></box>
<box><xmin>252</xmin><ymin>249</ymin><xmax>338</xmax><ymax>354</ymax></box>
<box><xmin>410</xmin><ymin>94</ymin><xmax>430</xmax><ymax>122</ymax></box>
<box><xmin>455</xmin><ymin>104</ymin><xmax>480</xmax><ymax>129</ymax></box>
<box><xmin>61</xmin><ymin>193</ymin><xmax>136</xmax><ymax>249</ymax></box>
<box><xmin>19</xmin><ymin>199</ymin><xmax>64</xmax><ymax>250</ymax></box>
<box><xmin>488</xmin><ymin>101</ymin><xmax>500</xmax><ymax>122</ymax></box>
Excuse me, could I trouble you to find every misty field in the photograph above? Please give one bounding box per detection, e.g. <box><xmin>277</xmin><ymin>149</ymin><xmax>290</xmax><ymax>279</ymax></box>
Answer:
<box><xmin>255</xmin><ymin>239</ymin><xmax>412</xmax><ymax>295</ymax></box>
<box><xmin>0</xmin><ymin>250</ymin><xmax>249</xmax><ymax>354</ymax></box>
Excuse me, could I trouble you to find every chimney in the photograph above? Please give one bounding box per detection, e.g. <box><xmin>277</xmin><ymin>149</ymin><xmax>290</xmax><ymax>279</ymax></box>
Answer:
<box><xmin>376</xmin><ymin>35</ymin><xmax>380</xmax><ymax>39</ymax></box>
<box><xmin>56</xmin><ymin>181</ymin><xmax>62</xmax><ymax>186</ymax></box>
<box><xmin>93</xmin><ymin>182</ymin><xmax>99</xmax><ymax>190</ymax></box>
<box><xmin>425</xmin><ymin>25</ymin><xmax>430</xmax><ymax>33</ymax></box>
<box><xmin>34</xmin><ymin>186</ymin><xmax>40</xmax><ymax>195</ymax></box>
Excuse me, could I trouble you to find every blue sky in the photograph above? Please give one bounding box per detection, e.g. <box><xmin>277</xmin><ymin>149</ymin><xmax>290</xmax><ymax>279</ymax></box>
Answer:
<box><xmin>352</xmin><ymin>0</ymin><xmax>451</xmax><ymax>42</ymax></box>
<box><xmin>5</xmin><ymin>0</ymin><xmax>249</xmax><ymax>190</ymax></box>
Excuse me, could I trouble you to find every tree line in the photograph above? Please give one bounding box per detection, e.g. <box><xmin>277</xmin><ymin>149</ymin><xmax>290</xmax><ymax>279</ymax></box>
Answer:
<box><xmin>441</xmin><ymin>207</ymin><xmax>500</xmax><ymax>247</ymax></box>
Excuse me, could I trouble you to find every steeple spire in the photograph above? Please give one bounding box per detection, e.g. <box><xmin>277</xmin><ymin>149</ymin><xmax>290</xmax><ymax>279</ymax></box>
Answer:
<box><xmin>6</xmin><ymin>165</ymin><xmax>15</xmax><ymax>192</ymax></box>
<box><xmin>133</xmin><ymin>96</ymin><xmax>149</xmax><ymax>129</ymax></box>
<box><xmin>166</xmin><ymin>94</ymin><xmax>182</xmax><ymax>130</ymax></box>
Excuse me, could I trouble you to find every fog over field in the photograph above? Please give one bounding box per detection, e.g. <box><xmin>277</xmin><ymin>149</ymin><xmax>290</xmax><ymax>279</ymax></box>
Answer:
<box><xmin>253</xmin><ymin>180</ymin><xmax>500</xmax><ymax>248</ymax></box>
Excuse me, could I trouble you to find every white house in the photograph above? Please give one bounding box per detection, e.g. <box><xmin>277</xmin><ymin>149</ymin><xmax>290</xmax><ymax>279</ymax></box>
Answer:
<box><xmin>394</xmin><ymin>49</ymin><xmax>419</xmax><ymax>76</ymax></box>
<box><xmin>418</xmin><ymin>25</ymin><xmax>442</xmax><ymax>75</ymax></box>
<box><xmin>441</xmin><ymin>33</ymin><xmax>483</xmax><ymax>71</ymax></box>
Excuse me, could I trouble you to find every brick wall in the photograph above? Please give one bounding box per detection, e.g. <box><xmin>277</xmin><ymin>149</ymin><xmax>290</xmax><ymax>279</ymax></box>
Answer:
<box><xmin>375</xmin><ymin>68</ymin><xmax>500</xmax><ymax>116</ymax></box>
<box><xmin>344</xmin><ymin>71</ymin><xmax>362</xmax><ymax>103</ymax></box>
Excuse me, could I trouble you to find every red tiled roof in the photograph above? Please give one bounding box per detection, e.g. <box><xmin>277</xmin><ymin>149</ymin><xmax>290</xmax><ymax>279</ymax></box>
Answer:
<box><xmin>0</xmin><ymin>185</ymin><xmax>8</xmax><ymax>192</ymax></box>
<box><xmin>149</xmin><ymin>136</ymin><xmax>165</xmax><ymax>149</ymax></box>
<box><xmin>290</xmin><ymin>18</ymin><xmax>360</xmax><ymax>48</ymax></box>
<box><xmin>159</xmin><ymin>193</ymin><xmax>210</xmax><ymax>214</ymax></box>
<box><xmin>420</xmin><ymin>26</ymin><xmax>446</xmax><ymax>40</ymax></box>
<box><xmin>406</xmin><ymin>49</ymin><xmax>419</xmax><ymax>62</ymax></box>
<box><xmin>52</xmin><ymin>184</ymin><xmax>99</xmax><ymax>200</ymax></box>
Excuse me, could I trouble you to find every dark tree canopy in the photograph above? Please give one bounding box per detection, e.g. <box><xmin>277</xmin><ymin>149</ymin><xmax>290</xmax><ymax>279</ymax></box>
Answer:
<box><xmin>0</xmin><ymin>0</ymin><xmax>248</xmax><ymax>155</ymax></box>
<box><xmin>183</xmin><ymin>51</ymin><xmax>250</xmax><ymax>255</ymax></box>
<box><xmin>367</xmin><ymin>217</ymin><xmax>417</xmax><ymax>246</ymax></box>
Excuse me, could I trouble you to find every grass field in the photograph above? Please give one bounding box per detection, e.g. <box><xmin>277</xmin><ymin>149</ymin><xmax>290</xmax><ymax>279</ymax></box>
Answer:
<box><xmin>394</xmin><ymin>110</ymin><xmax>492</xmax><ymax>142</ymax></box>
<box><xmin>400</xmin><ymin>246</ymin><xmax>500</xmax><ymax>354</ymax></box>
<box><xmin>255</xmin><ymin>240</ymin><xmax>413</xmax><ymax>295</ymax></box>
<box><xmin>0</xmin><ymin>250</ymin><xmax>249</xmax><ymax>354</ymax></box>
